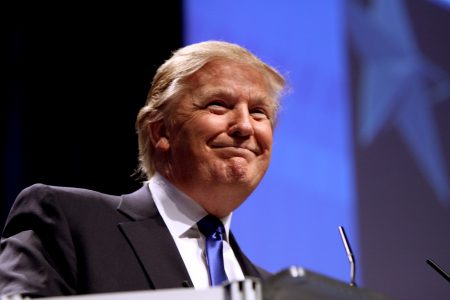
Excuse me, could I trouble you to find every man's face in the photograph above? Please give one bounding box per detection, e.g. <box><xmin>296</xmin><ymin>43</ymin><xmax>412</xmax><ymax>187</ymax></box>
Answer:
<box><xmin>156</xmin><ymin>59</ymin><xmax>275</xmax><ymax>216</ymax></box>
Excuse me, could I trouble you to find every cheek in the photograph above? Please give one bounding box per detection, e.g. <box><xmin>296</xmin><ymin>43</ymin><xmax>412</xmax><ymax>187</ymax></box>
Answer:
<box><xmin>175</xmin><ymin>118</ymin><xmax>223</xmax><ymax>152</ymax></box>
<box><xmin>187</xmin><ymin>115</ymin><xmax>227</xmax><ymax>140</ymax></box>
<box><xmin>255</xmin><ymin>124</ymin><xmax>273</xmax><ymax>150</ymax></box>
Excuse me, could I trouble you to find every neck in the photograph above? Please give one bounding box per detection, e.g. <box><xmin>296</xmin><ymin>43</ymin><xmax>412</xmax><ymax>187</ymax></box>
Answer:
<box><xmin>159</xmin><ymin>171</ymin><xmax>251</xmax><ymax>218</ymax></box>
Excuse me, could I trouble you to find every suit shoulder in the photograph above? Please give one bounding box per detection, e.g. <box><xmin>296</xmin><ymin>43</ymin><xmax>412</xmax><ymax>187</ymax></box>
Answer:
<box><xmin>14</xmin><ymin>183</ymin><xmax>121</xmax><ymax>210</ymax></box>
<box><xmin>20</xmin><ymin>183</ymin><xmax>112</xmax><ymax>196</ymax></box>
<box><xmin>4</xmin><ymin>184</ymin><xmax>126</xmax><ymax>236</ymax></box>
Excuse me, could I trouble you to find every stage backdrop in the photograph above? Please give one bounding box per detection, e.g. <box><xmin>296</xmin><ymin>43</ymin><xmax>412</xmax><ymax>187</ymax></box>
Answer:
<box><xmin>183</xmin><ymin>1</ymin><xmax>450</xmax><ymax>299</ymax></box>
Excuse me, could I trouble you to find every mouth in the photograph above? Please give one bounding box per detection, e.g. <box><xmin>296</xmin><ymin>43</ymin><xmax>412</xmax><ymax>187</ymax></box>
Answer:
<box><xmin>210</xmin><ymin>142</ymin><xmax>260</xmax><ymax>156</ymax></box>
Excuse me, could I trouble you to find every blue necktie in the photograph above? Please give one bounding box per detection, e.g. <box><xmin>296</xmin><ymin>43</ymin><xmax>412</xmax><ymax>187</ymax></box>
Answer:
<box><xmin>197</xmin><ymin>215</ymin><xmax>228</xmax><ymax>286</ymax></box>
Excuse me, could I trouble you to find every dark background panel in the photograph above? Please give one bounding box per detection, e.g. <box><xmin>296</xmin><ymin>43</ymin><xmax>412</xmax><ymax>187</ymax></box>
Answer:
<box><xmin>350</xmin><ymin>1</ymin><xmax>450</xmax><ymax>299</ymax></box>
<box><xmin>2</xmin><ymin>2</ymin><xmax>184</xmax><ymax>229</ymax></box>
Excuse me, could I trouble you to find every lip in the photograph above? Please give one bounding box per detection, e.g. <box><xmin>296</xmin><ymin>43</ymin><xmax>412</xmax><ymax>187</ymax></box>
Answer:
<box><xmin>210</xmin><ymin>144</ymin><xmax>260</xmax><ymax>156</ymax></box>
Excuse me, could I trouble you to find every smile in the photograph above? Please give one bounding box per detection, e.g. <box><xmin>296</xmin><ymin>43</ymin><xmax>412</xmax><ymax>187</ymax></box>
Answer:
<box><xmin>210</xmin><ymin>145</ymin><xmax>259</xmax><ymax>157</ymax></box>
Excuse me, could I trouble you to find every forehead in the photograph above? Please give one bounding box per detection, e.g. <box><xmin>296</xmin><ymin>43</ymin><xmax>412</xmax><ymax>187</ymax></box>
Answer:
<box><xmin>193</xmin><ymin>60</ymin><xmax>265</xmax><ymax>82</ymax></box>
<box><xmin>188</xmin><ymin>59</ymin><xmax>273</xmax><ymax>101</ymax></box>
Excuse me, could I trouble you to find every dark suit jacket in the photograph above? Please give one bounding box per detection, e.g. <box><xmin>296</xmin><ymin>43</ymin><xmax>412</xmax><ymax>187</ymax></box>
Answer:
<box><xmin>0</xmin><ymin>184</ymin><xmax>270</xmax><ymax>298</ymax></box>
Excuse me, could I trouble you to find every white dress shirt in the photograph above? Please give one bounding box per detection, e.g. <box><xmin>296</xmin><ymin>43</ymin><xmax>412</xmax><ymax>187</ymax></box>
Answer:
<box><xmin>148</xmin><ymin>172</ymin><xmax>245</xmax><ymax>289</ymax></box>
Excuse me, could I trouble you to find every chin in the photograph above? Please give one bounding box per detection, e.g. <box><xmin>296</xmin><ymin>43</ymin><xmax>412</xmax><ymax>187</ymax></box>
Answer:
<box><xmin>211</xmin><ymin>159</ymin><xmax>266</xmax><ymax>186</ymax></box>
<box><xmin>225</xmin><ymin>164</ymin><xmax>248</xmax><ymax>180</ymax></box>
<box><xmin>217</xmin><ymin>159</ymin><xmax>251</xmax><ymax>181</ymax></box>
<box><xmin>222</xmin><ymin>168</ymin><xmax>264</xmax><ymax>193</ymax></box>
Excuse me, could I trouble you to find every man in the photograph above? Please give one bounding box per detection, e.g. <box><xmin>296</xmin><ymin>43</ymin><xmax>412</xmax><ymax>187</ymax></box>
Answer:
<box><xmin>0</xmin><ymin>40</ymin><xmax>286</xmax><ymax>297</ymax></box>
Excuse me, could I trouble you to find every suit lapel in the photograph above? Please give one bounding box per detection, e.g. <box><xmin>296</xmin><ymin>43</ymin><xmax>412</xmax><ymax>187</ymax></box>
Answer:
<box><xmin>229</xmin><ymin>232</ymin><xmax>267</xmax><ymax>279</ymax></box>
<box><xmin>116</xmin><ymin>185</ymin><xmax>266</xmax><ymax>287</ymax></box>
<box><xmin>117</xmin><ymin>185</ymin><xmax>193</xmax><ymax>289</ymax></box>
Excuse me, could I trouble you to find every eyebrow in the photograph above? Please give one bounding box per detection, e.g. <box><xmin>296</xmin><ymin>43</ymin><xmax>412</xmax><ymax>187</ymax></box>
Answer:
<box><xmin>196</xmin><ymin>88</ymin><xmax>272</xmax><ymax>106</ymax></box>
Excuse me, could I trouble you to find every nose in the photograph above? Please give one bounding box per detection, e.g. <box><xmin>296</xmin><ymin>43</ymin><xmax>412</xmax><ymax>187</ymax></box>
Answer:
<box><xmin>228</xmin><ymin>105</ymin><xmax>254</xmax><ymax>137</ymax></box>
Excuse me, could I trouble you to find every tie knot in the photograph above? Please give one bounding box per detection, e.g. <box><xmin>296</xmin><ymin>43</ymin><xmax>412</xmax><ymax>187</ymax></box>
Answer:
<box><xmin>197</xmin><ymin>215</ymin><xmax>225</xmax><ymax>239</ymax></box>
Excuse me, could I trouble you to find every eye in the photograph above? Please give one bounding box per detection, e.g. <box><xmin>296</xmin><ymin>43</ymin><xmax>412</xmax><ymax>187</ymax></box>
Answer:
<box><xmin>250</xmin><ymin>107</ymin><xmax>270</xmax><ymax>120</ymax></box>
<box><xmin>207</xmin><ymin>100</ymin><xmax>226</xmax><ymax>107</ymax></box>
<box><xmin>206</xmin><ymin>100</ymin><xmax>229</xmax><ymax>114</ymax></box>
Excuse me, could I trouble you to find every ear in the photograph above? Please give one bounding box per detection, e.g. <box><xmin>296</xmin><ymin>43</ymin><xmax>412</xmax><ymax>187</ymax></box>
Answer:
<box><xmin>148</xmin><ymin>120</ymin><xmax>170</xmax><ymax>151</ymax></box>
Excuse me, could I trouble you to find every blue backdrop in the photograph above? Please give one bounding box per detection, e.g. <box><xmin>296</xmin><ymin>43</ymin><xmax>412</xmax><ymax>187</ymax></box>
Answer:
<box><xmin>184</xmin><ymin>0</ymin><xmax>356</xmax><ymax>282</ymax></box>
<box><xmin>183</xmin><ymin>1</ymin><xmax>450</xmax><ymax>299</ymax></box>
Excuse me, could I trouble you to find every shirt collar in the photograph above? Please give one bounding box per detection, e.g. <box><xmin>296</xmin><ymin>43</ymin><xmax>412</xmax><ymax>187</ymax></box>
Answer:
<box><xmin>149</xmin><ymin>172</ymin><xmax>232</xmax><ymax>241</ymax></box>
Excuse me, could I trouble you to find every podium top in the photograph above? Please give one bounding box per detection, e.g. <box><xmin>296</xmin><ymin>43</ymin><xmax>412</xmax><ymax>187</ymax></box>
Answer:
<box><xmin>1</xmin><ymin>267</ymin><xmax>395</xmax><ymax>300</ymax></box>
<box><xmin>263</xmin><ymin>266</ymin><xmax>395</xmax><ymax>300</ymax></box>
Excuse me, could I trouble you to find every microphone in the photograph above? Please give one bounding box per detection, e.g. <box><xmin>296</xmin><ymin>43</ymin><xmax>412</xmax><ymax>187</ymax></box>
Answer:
<box><xmin>338</xmin><ymin>225</ymin><xmax>357</xmax><ymax>287</ymax></box>
<box><xmin>426</xmin><ymin>258</ymin><xmax>450</xmax><ymax>282</ymax></box>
